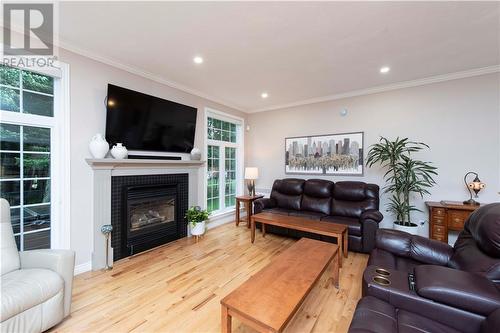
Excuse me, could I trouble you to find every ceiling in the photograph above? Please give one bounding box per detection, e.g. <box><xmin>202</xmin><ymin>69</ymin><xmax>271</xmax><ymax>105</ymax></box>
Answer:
<box><xmin>57</xmin><ymin>1</ymin><xmax>499</xmax><ymax>112</ymax></box>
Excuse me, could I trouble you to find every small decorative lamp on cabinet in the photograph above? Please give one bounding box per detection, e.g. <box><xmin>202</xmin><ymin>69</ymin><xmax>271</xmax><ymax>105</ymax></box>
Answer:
<box><xmin>244</xmin><ymin>167</ymin><xmax>259</xmax><ymax>196</ymax></box>
<box><xmin>463</xmin><ymin>171</ymin><xmax>486</xmax><ymax>206</ymax></box>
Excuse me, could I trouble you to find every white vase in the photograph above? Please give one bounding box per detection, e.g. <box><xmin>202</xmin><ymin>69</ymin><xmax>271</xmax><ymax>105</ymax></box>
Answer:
<box><xmin>89</xmin><ymin>134</ymin><xmax>109</xmax><ymax>158</ymax></box>
<box><xmin>190</xmin><ymin>148</ymin><xmax>201</xmax><ymax>160</ymax></box>
<box><xmin>111</xmin><ymin>143</ymin><xmax>128</xmax><ymax>159</ymax></box>
<box><xmin>190</xmin><ymin>221</ymin><xmax>206</xmax><ymax>236</ymax></box>
<box><xmin>393</xmin><ymin>221</ymin><xmax>419</xmax><ymax>235</ymax></box>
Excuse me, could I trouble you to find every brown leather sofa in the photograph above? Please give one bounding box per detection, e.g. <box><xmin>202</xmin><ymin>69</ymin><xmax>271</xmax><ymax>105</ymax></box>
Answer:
<box><xmin>253</xmin><ymin>178</ymin><xmax>383</xmax><ymax>253</ymax></box>
<box><xmin>349</xmin><ymin>296</ymin><xmax>500</xmax><ymax>333</ymax></box>
<box><xmin>349</xmin><ymin>203</ymin><xmax>500</xmax><ymax>333</ymax></box>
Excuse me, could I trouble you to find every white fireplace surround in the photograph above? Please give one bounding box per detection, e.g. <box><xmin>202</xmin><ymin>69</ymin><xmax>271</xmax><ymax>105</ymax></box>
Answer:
<box><xmin>86</xmin><ymin>158</ymin><xmax>205</xmax><ymax>271</ymax></box>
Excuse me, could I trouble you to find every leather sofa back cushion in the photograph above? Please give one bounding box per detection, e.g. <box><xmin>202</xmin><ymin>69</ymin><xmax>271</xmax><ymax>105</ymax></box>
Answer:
<box><xmin>301</xmin><ymin>179</ymin><xmax>333</xmax><ymax>214</ymax></box>
<box><xmin>302</xmin><ymin>195</ymin><xmax>331</xmax><ymax>215</ymax></box>
<box><xmin>331</xmin><ymin>182</ymin><xmax>379</xmax><ymax>218</ymax></box>
<box><xmin>450</xmin><ymin>203</ymin><xmax>500</xmax><ymax>283</ymax></box>
<box><xmin>270</xmin><ymin>179</ymin><xmax>304</xmax><ymax>211</ymax></box>
<box><xmin>449</xmin><ymin>236</ymin><xmax>500</xmax><ymax>283</ymax></box>
<box><xmin>271</xmin><ymin>192</ymin><xmax>302</xmax><ymax>210</ymax></box>
<box><xmin>273</xmin><ymin>178</ymin><xmax>305</xmax><ymax>195</ymax></box>
<box><xmin>466</xmin><ymin>203</ymin><xmax>500</xmax><ymax>258</ymax></box>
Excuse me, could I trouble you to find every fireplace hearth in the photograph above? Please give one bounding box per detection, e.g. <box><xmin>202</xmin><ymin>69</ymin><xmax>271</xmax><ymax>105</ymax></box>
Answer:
<box><xmin>111</xmin><ymin>174</ymin><xmax>188</xmax><ymax>260</ymax></box>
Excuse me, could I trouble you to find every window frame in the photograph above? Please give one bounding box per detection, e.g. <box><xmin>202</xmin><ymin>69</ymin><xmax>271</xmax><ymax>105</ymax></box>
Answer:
<box><xmin>0</xmin><ymin>61</ymin><xmax>71</xmax><ymax>250</ymax></box>
<box><xmin>204</xmin><ymin>108</ymin><xmax>244</xmax><ymax>216</ymax></box>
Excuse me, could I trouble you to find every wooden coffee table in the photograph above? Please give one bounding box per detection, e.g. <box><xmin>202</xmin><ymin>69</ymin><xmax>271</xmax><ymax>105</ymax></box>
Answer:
<box><xmin>251</xmin><ymin>212</ymin><xmax>348</xmax><ymax>267</ymax></box>
<box><xmin>220</xmin><ymin>238</ymin><xmax>339</xmax><ymax>333</ymax></box>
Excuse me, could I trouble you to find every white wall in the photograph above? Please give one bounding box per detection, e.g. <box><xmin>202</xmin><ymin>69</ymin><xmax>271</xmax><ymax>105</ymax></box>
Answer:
<box><xmin>246</xmin><ymin>74</ymin><xmax>500</xmax><ymax>239</ymax></box>
<box><xmin>59</xmin><ymin>49</ymin><xmax>246</xmax><ymax>266</ymax></box>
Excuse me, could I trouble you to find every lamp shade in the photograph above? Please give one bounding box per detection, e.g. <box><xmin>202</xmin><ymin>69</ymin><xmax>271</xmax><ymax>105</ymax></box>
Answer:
<box><xmin>244</xmin><ymin>167</ymin><xmax>259</xmax><ymax>180</ymax></box>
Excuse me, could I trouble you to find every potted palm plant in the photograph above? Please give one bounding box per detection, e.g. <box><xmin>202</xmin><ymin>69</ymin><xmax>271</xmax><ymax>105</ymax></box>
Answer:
<box><xmin>185</xmin><ymin>206</ymin><xmax>209</xmax><ymax>236</ymax></box>
<box><xmin>366</xmin><ymin>137</ymin><xmax>437</xmax><ymax>234</ymax></box>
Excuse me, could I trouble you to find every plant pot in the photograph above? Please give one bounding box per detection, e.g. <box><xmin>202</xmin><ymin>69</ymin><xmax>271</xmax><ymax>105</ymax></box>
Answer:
<box><xmin>190</xmin><ymin>221</ymin><xmax>206</xmax><ymax>236</ymax></box>
<box><xmin>393</xmin><ymin>221</ymin><xmax>419</xmax><ymax>235</ymax></box>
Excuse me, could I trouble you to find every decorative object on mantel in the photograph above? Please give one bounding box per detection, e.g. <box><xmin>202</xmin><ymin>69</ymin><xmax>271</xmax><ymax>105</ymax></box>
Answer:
<box><xmin>89</xmin><ymin>133</ymin><xmax>109</xmax><ymax>158</ymax></box>
<box><xmin>185</xmin><ymin>206</ymin><xmax>209</xmax><ymax>241</ymax></box>
<box><xmin>100</xmin><ymin>224</ymin><xmax>113</xmax><ymax>270</ymax></box>
<box><xmin>244</xmin><ymin>167</ymin><xmax>259</xmax><ymax>196</ymax></box>
<box><xmin>462</xmin><ymin>171</ymin><xmax>485</xmax><ymax>205</ymax></box>
<box><xmin>285</xmin><ymin>131</ymin><xmax>363</xmax><ymax>175</ymax></box>
<box><xmin>366</xmin><ymin>137</ymin><xmax>437</xmax><ymax>235</ymax></box>
<box><xmin>110</xmin><ymin>143</ymin><xmax>128</xmax><ymax>159</ymax></box>
<box><xmin>190</xmin><ymin>147</ymin><xmax>201</xmax><ymax>160</ymax></box>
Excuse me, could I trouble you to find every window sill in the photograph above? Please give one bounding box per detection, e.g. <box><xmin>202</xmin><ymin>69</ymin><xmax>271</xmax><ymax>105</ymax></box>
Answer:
<box><xmin>209</xmin><ymin>208</ymin><xmax>236</xmax><ymax>220</ymax></box>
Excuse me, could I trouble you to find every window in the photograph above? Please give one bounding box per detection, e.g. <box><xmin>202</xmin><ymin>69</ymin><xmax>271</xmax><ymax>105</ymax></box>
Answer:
<box><xmin>206</xmin><ymin>112</ymin><xmax>243</xmax><ymax>214</ymax></box>
<box><xmin>0</xmin><ymin>65</ymin><xmax>67</xmax><ymax>250</ymax></box>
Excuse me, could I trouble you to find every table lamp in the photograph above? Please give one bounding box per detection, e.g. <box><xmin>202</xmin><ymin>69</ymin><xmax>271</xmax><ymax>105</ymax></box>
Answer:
<box><xmin>245</xmin><ymin>167</ymin><xmax>259</xmax><ymax>196</ymax></box>
<box><xmin>463</xmin><ymin>171</ymin><xmax>485</xmax><ymax>205</ymax></box>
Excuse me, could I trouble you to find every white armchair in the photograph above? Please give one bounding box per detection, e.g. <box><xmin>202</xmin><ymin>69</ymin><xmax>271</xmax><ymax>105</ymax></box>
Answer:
<box><xmin>0</xmin><ymin>199</ymin><xmax>75</xmax><ymax>332</ymax></box>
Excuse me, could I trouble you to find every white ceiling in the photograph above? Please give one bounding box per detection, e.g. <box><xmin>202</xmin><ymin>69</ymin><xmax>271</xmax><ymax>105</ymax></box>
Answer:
<box><xmin>57</xmin><ymin>1</ymin><xmax>500</xmax><ymax>112</ymax></box>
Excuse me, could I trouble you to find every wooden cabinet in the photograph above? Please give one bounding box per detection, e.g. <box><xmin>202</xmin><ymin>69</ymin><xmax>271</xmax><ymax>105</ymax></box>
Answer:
<box><xmin>426</xmin><ymin>201</ymin><xmax>481</xmax><ymax>243</ymax></box>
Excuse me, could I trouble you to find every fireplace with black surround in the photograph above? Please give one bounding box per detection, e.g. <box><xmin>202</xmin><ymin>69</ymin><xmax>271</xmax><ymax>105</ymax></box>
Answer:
<box><xmin>111</xmin><ymin>174</ymin><xmax>188</xmax><ymax>261</ymax></box>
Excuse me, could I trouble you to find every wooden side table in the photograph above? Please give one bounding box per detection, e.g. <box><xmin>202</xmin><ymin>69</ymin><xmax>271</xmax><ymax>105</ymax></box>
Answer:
<box><xmin>426</xmin><ymin>201</ymin><xmax>482</xmax><ymax>243</ymax></box>
<box><xmin>235</xmin><ymin>195</ymin><xmax>264</xmax><ymax>228</ymax></box>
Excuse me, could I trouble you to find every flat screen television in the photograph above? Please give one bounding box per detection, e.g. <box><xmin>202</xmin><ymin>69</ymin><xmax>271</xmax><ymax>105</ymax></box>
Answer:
<box><xmin>105</xmin><ymin>84</ymin><xmax>197</xmax><ymax>153</ymax></box>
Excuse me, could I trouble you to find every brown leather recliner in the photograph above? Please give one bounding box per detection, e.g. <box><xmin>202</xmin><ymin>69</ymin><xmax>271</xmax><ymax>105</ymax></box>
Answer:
<box><xmin>368</xmin><ymin>203</ymin><xmax>500</xmax><ymax>283</ymax></box>
<box><xmin>253</xmin><ymin>178</ymin><xmax>383</xmax><ymax>253</ymax></box>
<box><xmin>349</xmin><ymin>203</ymin><xmax>500</xmax><ymax>333</ymax></box>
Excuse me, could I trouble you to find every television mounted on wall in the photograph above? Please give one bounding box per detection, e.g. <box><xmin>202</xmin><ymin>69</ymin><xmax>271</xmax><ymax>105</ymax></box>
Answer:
<box><xmin>105</xmin><ymin>84</ymin><xmax>197</xmax><ymax>154</ymax></box>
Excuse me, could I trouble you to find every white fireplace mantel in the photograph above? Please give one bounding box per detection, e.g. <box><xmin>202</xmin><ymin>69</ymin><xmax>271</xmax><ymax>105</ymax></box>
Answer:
<box><xmin>86</xmin><ymin>158</ymin><xmax>206</xmax><ymax>169</ymax></box>
<box><xmin>86</xmin><ymin>158</ymin><xmax>206</xmax><ymax>271</ymax></box>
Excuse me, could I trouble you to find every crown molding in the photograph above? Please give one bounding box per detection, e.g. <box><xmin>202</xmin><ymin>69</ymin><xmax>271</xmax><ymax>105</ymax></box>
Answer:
<box><xmin>56</xmin><ymin>40</ymin><xmax>248</xmax><ymax>113</ymax></box>
<box><xmin>250</xmin><ymin>65</ymin><xmax>500</xmax><ymax>113</ymax></box>
<box><xmin>3</xmin><ymin>24</ymin><xmax>246</xmax><ymax>112</ymax></box>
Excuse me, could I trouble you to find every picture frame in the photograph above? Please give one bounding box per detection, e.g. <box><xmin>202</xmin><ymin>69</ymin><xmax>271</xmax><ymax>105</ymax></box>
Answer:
<box><xmin>285</xmin><ymin>131</ymin><xmax>364</xmax><ymax>176</ymax></box>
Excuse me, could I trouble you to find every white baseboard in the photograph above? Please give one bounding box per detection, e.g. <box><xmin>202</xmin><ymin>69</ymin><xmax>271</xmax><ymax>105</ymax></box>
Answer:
<box><xmin>74</xmin><ymin>261</ymin><xmax>92</xmax><ymax>275</ymax></box>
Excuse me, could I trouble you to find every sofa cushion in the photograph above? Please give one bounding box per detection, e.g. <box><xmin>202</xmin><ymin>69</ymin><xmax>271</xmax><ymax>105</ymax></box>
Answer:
<box><xmin>450</xmin><ymin>203</ymin><xmax>500</xmax><ymax>283</ymax></box>
<box><xmin>289</xmin><ymin>210</ymin><xmax>327</xmax><ymax>220</ymax></box>
<box><xmin>415</xmin><ymin>265</ymin><xmax>500</xmax><ymax>316</ymax></box>
<box><xmin>301</xmin><ymin>179</ymin><xmax>333</xmax><ymax>215</ymax></box>
<box><xmin>263</xmin><ymin>208</ymin><xmax>293</xmax><ymax>215</ymax></box>
<box><xmin>270</xmin><ymin>179</ymin><xmax>304</xmax><ymax>210</ymax></box>
<box><xmin>332</xmin><ymin>182</ymin><xmax>379</xmax><ymax>218</ymax></box>
<box><xmin>349</xmin><ymin>296</ymin><xmax>397</xmax><ymax>333</ymax></box>
<box><xmin>321</xmin><ymin>215</ymin><xmax>362</xmax><ymax>236</ymax></box>
<box><xmin>1</xmin><ymin>268</ymin><xmax>63</xmax><ymax>322</ymax></box>
<box><xmin>397</xmin><ymin>310</ymin><xmax>461</xmax><ymax>333</ymax></box>
<box><xmin>466</xmin><ymin>203</ymin><xmax>500</xmax><ymax>258</ymax></box>
<box><xmin>273</xmin><ymin>178</ymin><xmax>305</xmax><ymax>195</ymax></box>
<box><xmin>367</xmin><ymin>248</ymin><xmax>421</xmax><ymax>273</ymax></box>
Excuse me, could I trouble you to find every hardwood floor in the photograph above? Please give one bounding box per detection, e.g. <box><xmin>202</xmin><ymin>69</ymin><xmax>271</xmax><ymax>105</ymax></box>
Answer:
<box><xmin>50</xmin><ymin>223</ymin><xmax>368</xmax><ymax>333</ymax></box>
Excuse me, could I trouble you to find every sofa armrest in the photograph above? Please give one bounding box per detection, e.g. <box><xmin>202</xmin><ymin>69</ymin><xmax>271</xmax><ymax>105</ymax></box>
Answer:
<box><xmin>376</xmin><ymin>229</ymin><xmax>453</xmax><ymax>266</ymax></box>
<box><xmin>19</xmin><ymin>249</ymin><xmax>75</xmax><ymax>317</ymax></box>
<box><xmin>415</xmin><ymin>265</ymin><xmax>500</xmax><ymax>316</ymax></box>
<box><xmin>360</xmin><ymin>209</ymin><xmax>383</xmax><ymax>223</ymax></box>
<box><xmin>253</xmin><ymin>198</ymin><xmax>276</xmax><ymax>214</ymax></box>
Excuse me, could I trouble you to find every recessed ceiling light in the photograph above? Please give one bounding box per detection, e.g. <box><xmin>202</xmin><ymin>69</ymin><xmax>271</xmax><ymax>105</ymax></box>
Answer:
<box><xmin>193</xmin><ymin>56</ymin><xmax>203</xmax><ymax>64</ymax></box>
<box><xmin>261</xmin><ymin>92</ymin><xmax>268</xmax><ymax>99</ymax></box>
<box><xmin>380</xmin><ymin>66</ymin><xmax>390</xmax><ymax>74</ymax></box>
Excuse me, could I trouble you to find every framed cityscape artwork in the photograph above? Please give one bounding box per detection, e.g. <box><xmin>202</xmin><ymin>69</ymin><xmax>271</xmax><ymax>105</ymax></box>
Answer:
<box><xmin>285</xmin><ymin>131</ymin><xmax>364</xmax><ymax>176</ymax></box>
